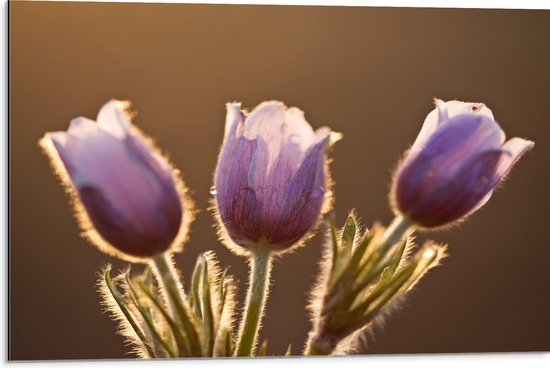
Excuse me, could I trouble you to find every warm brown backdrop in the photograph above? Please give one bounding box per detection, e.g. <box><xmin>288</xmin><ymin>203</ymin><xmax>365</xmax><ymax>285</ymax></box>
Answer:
<box><xmin>9</xmin><ymin>1</ymin><xmax>550</xmax><ymax>360</ymax></box>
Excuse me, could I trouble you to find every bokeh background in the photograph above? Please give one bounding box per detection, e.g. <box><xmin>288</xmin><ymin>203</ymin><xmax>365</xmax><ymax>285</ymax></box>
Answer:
<box><xmin>10</xmin><ymin>1</ymin><xmax>550</xmax><ymax>360</ymax></box>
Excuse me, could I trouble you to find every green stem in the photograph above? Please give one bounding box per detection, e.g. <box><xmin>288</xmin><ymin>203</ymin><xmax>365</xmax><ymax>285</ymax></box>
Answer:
<box><xmin>379</xmin><ymin>215</ymin><xmax>412</xmax><ymax>253</ymax></box>
<box><xmin>235</xmin><ymin>243</ymin><xmax>272</xmax><ymax>357</ymax></box>
<box><xmin>152</xmin><ymin>253</ymin><xmax>202</xmax><ymax>357</ymax></box>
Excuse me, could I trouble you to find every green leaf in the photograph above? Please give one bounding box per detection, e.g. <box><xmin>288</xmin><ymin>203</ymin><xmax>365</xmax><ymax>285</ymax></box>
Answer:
<box><xmin>351</xmin><ymin>231</ymin><xmax>407</xmax><ymax>298</ymax></box>
<box><xmin>125</xmin><ymin>273</ymin><xmax>177</xmax><ymax>358</ymax></box>
<box><xmin>201</xmin><ymin>253</ymin><xmax>215</xmax><ymax>356</ymax></box>
<box><xmin>218</xmin><ymin>269</ymin><xmax>228</xmax><ymax>318</ymax></box>
<box><xmin>138</xmin><ymin>281</ymin><xmax>192</xmax><ymax>357</ymax></box>
<box><xmin>104</xmin><ymin>269</ymin><xmax>155</xmax><ymax>358</ymax></box>
<box><xmin>190</xmin><ymin>256</ymin><xmax>204</xmax><ymax>321</ymax></box>
<box><xmin>387</xmin><ymin>238</ymin><xmax>407</xmax><ymax>277</ymax></box>
<box><xmin>257</xmin><ymin>339</ymin><xmax>268</xmax><ymax>356</ymax></box>
<box><xmin>329</xmin><ymin>221</ymin><xmax>339</xmax><ymax>275</ymax></box>
<box><xmin>359</xmin><ymin>243</ymin><xmax>441</xmax><ymax>321</ymax></box>
<box><xmin>367</xmin><ymin>238</ymin><xmax>409</xmax><ymax>298</ymax></box>
<box><xmin>331</xmin><ymin>215</ymin><xmax>357</xmax><ymax>285</ymax></box>
<box><xmin>340</xmin><ymin>229</ymin><xmax>375</xmax><ymax>285</ymax></box>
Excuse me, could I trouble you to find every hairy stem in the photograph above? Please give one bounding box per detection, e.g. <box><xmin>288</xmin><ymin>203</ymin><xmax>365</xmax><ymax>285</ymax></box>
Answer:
<box><xmin>235</xmin><ymin>242</ymin><xmax>272</xmax><ymax>357</ymax></box>
<box><xmin>379</xmin><ymin>215</ymin><xmax>412</xmax><ymax>253</ymax></box>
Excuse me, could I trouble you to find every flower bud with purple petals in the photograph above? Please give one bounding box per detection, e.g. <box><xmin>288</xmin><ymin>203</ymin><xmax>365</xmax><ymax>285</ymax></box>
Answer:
<box><xmin>392</xmin><ymin>99</ymin><xmax>534</xmax><ymax>228</ymax></box>
<box><xmin>40</xmin><ymin>100</ymin><xmax>192</xmax><ymax>261</ymax></box>
<box><xmin>214</xmin><ymin>101</ymin><xmax>339</xmax><ymax>254</ymax></box>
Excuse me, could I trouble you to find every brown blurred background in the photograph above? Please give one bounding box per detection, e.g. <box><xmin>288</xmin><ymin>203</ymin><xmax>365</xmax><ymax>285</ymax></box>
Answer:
<box><xmin>9</xmin><ymin>1</ymin><xmax>550</xmax><ymax>360</ymax></box>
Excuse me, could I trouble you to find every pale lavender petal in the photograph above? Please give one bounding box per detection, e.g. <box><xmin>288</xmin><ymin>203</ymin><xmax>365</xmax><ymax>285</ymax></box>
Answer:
<box><xmin>444</xmin><ymin>100</ymin><xmax>494</xmax><ymax>120</ymax></box>
<box><xmin>216</xmin><ymin>103</ymin><xmax>246</xmax><ymax>187</ymax></box>
<box><xmin>72</xmin><ymin>130</ymin><xmax>162</xmax><ymax>235</ymax></box>
<box><xmin>48</xmin><ymin>132</ymin><xmax>78</xmax><ymax>176</ymax></box>
<box><xmin>244</xmin><ymin>101</ymin><xmax>315</xmax><ymax>147</ymax></box>
<box><xmin>491</xmin><ymin>137</ymin><xmax>535</xmax><ymax>186</ymax></box>
<box><xmin>97</xmin><ymin>100</ymin><xmax>131</xmax><ymax>139</ymax></box>
<box><xmin>268</xmin><ymin>135</ymin><xmax>330</xmax><ymax>248</ymax></box>
<box><xmin>67</xmin><ymin>117</ymin><xmax>99</xmax><ymax>140</ymax></box>
<box><xmin>404</xmin><ymin>113</ymin><xmax>505</xmax><ymax>180</ymax></box>
<box><xmin>244</xmin><ymin>101</ymin><xmax>315</xmax><ymax>188</ymax></box>
<box><xmin>224</xmin><ymin>102</ymin><xmax>245</xmax><ymax>140</ymax></box>
<box><xmin>407</xmin><ymin>99</ymin><xmax>447</xmax><ymax>160</ymax></box>
<box><xmin>408</xmin><ymin>99</ymin><xmax>498</xmax><ymax>162</ymax></box>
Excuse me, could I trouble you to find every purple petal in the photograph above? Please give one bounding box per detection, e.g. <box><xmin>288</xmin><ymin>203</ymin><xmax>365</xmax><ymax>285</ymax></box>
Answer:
<box><xmin>244</xmin><ymin>102</ymin><xmax>316</xmax><ymax>185</ymax></box>
<box><xmin>97</xmin><ymin>100</ymin><xmax>131</xmax><ymax>139</ymax></box>
<box><xmin>408</xmin><ymin>99</ymin><xmax>497</xmax><ymax>162</ymax></box>
<box><xmin>404</xmin><ymin>149</ymin><xmax>504</xmax><ymax>227</ymax></box>
<box><xmin>224</xmin><ymin>103</ymin><xmax>245</xmax><ymax>140</ymax></box>
<box><xmin>42</xmin><ymin>100</ymin><xmax>188</xmax><ymax>259</ymax></box>
<box><xmin>267</xmin><ymin>134</ymin><xmax>331</xmax><ymax>248</ymax></box>
<box><xmin>404</xmin><ymin>113</ymin><xmax>505</xmax><ymax>181</ymax></box>
<box><xmin>47</xmin><ymin>132</ymin><xmax>78</xmax><ymax>176</ymax></box>
<box><xmin>124</xmin><ymin>135</ymin><xmax>182</xmax><ymax>229</ymax></box>
<box><xmin>78</xmin><ymin>185</ymin><xmax>173</xmax><ymax>257</ymax></box>
<box><xmin>214</xmin><ymin>102</ymin><xmax>334</xmax><ymax>250</ymax></box>
<box><xmin>215</xmin><ymin>133</ymin><xmax>260</xmax><ymax>247</ymax></box>
<box><xmin>491</xmin><ymin>137</ymin><xmax>534</xmax><ymax>186</ymax></box>
<box><xmin>72</xmin><ymin>130</ymin><xmax>163</xmax><ymax>234</ymax></box>
<box><xmin>467</xmin><ymin>138</ymin><xmax>534</xmax><ymax>216</ymax></box>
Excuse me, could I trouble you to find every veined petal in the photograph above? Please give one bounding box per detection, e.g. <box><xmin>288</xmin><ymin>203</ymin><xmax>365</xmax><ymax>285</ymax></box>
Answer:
<box><xmin>244</xmin><ymin>101</ymin><xmax>316</xmax><ymax>175</ymax></box>
<box><xmin>214</xmin><ymin>101</ymin><xmax>336</xmax><ymax>253</ymax></box>
<box><xmin>215</xmin><ymin>134</ymin><xmax>259</xmax><ymax>245</ymax></box>
<box><xmin>268</xmin><ymin>135</ymin><xmax>331</xmax><ymax>247</ymax></box>
<box><xmin>224</xmin><ymin>102</ymin><xmax>245</xmax><ymax>140</ymax></box>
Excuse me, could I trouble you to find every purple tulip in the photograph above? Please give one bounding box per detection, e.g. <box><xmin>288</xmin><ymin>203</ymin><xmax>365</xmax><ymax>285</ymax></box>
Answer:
<box><xmin>393</xmin><ymin>99</ymin><xmax>534</xmax><ymax>228</ymax></box>
<box><xmin>214</xmin><ymin>101</ymin><xmax>338</xmax><ymax>253</ymax></box>
<box><xmin>40</xmin><ymin>100</ymin><xmax>189</xmax><ymax>260</ymax></box>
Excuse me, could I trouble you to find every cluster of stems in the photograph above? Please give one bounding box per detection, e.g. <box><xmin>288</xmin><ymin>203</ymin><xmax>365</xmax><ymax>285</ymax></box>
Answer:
<box><xmin>102</xmin><ymin>213</ymin><xmax>445</xmax><ymax>358</ymax></box>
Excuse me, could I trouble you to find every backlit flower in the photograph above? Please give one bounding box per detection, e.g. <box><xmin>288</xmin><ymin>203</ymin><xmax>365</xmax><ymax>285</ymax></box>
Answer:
<box><xmin>392</xmin><ymin>99</ymin><xmax>534</xmax><ymax>228</ymax></box>
<box><xmin>40</xmin><ymin>100</ymin><xmax>191</xmax><ymax>261</ymax></box>
<box><xmin>214</xmin><ymin>101</ymin><xmax>338</xmax><ymax>254</ymax></box>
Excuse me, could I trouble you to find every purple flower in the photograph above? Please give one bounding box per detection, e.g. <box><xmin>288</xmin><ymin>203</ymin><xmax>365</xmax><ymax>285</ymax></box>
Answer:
<box><xmin>214</xmin><ymin>101</ymin><xmax>338</xmax><ymax>253</ymax></box>
<box><xmin>393</xmin><ymin>99</ymin><xmax>534</xmax><ymax>228</ymax></box>
<box><xmin>40</xmin><ymin>100</ymin><xmax>190</xmax><ymax>260</ymax></box>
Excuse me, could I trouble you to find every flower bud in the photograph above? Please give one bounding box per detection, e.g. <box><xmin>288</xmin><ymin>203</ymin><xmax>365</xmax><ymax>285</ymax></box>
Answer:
<box><xmin>392</xmin><ymin>99</ymin><xmax>534</xmax><ymax>228</ymax></box>
<box><xmin>214</xmin><ymin>101</ymin><xmax>339</xmax><ymax>254</ymax></box>
<box><xmin>40</xmin><ymin>100</ymin><xmax>191</xmax><ymax>261</ymax></box>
